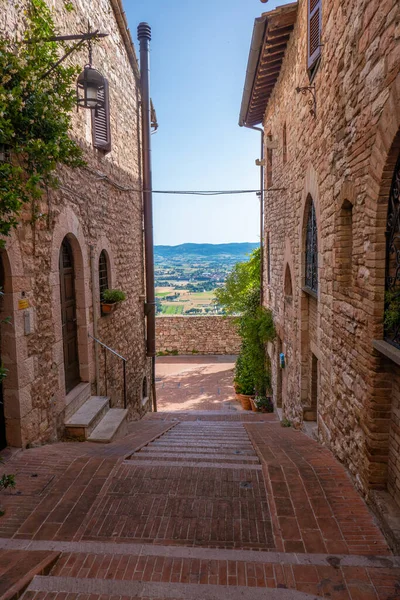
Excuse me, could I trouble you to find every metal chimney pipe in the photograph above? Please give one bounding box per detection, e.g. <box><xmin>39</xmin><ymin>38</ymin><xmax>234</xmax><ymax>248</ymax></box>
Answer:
<box><xmin>138</xmin><ymin>23</ymin><xmax>156</xmax><ymax>358</ymax></box>
<box><xmin>138</xmin><ymin>22</ymin><xmax>157</xmax><ymax>411</ymax></box>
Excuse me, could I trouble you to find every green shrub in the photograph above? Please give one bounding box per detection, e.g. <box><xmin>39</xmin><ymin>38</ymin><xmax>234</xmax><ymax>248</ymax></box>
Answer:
<box><xmin>216</xmin><ymin>247</ymin><xmax>275</xmax><ymax>398</ymax></box>
<box><xmin>384</xmin><ymin>290</ymin><xmax>400</xmax><ymax>332</ymax></box>
<box><xmin>102</xmin><ymin>289</ymin><xmax>126</xmax><ymax>304</ymax></box>
<box><xmin>254</xmin><ymin>396</ymin><xmax>274</xmax><ymax>413</ymax></box>
<box><xmin>0</xmin><ymin>458</ymin><xmax>15</xmax><ymax>515</ymax></box>
<box><xmin>234</xmin><ymin>351</ymin><xmax>255</xmax><ymax>395</ymax></box>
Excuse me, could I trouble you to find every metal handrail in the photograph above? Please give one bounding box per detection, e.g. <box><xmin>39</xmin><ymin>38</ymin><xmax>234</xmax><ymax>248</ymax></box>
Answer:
<box><xmin>88</xmin><ymin>333</ymin><xmax>127</xmax><ymax>408</ymax></box>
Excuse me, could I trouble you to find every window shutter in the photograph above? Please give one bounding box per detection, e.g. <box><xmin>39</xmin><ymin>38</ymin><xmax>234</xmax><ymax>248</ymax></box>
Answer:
<box><xmin>308</xmin><ymin>0</ymin><xmax>322</xmax><ymax>70</ymax></box>
<box><xmin>92</xmin><ymin>79</ymin><xmax>111</xmax><ymax>153</ymax></box>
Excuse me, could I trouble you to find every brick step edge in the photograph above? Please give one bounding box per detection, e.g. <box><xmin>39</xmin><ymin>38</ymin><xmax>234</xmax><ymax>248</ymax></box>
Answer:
<box><xmin>25</xmin><ymin>575</ymin><xmax>323</xmax><ymax>600</ymax></box>
<box><xmin>0</xmin><ymin>552</ymin><xmax>60</xmax><ymax>600</ymax></box>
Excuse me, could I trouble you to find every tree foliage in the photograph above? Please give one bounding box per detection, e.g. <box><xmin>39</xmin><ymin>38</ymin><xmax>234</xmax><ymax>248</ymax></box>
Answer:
<box><xmin>214</xmin><ymin>248</ymin><xmax>261</xmax><ymax>315</ymax></box>
<box><xmin>215</xmin><ymin>248</ymin><xmax>275</xmax><ymax>397</ymax></box>
<box><xmin>0</xmin><ymin>0</ymin><xmax>85</xmax><ymax>239</ymax></box>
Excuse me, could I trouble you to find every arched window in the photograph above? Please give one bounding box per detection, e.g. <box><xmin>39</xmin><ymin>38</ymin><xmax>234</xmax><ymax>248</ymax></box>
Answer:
<box><xmin>305</xmin><ymin>198</ymin><xmax>318</xmax><ymax>293</ymax></box>
<box><xmin>385</xmin><ymin>151</ymin><xmax>400</xmax><ymax>347</ymax></box>
<box><xmin>284</xmin><ymin>264</ymin><xmax>293</xmax><ymax>303</ymax></box>
<box><xmin>99</xmin><ymin>250</ymin><xmax>109</xmax><ymax>302</ymax></box>
<box><xmin>283</xmin><ymin>123</ymin><xmax>287</xmax><ymax>165</ymax></box>
<box><xmin>142</xmin><ymin>376</ymin><xmax>148</xmax><ymax>402</ymax></box>
<box><xmin>337</xmin><ymin>199</ymin><xmax>353</xmax><ymax>294</ymax></box>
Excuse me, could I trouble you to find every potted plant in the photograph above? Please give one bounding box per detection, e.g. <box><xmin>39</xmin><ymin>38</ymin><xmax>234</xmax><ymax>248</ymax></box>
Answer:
<box><xmin>254</xmin><ymin>395</ymin><xmax>274</xmax><ymax>413</ymax></box>
<box><xmin>234</xmin><ymin>351</ymin><xmax>255</xmax><ymax>410</ymax></box>
<box><xmin>101</xmin><ymin>289</ymin><xmax>126</xmax><ymax>315</ymax></box>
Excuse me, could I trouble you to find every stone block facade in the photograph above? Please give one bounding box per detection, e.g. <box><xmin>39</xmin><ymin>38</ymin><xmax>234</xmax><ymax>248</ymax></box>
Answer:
<box><xmin>241</xmin><ymin>0</ymin><xmax>400</xmax><ymax>505</ymax></box>
<box><xmin>0</xmin><ymin>0</ymin><xmax>152</xmax><ymax>447</ymax></box>
<box><xmin>156</xmin><ymin>316</ymin><xmax>241</xmax><ymax>355</ymax></box>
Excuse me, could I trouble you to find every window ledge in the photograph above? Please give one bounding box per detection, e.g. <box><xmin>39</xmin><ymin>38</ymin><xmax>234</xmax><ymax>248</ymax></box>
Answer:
<box><xmin>372</xmin><ymin>339</ymin><xmax>400</xmax><ymax>366</ymax></box>
<box><xmin>302</xmin><ymin>286</ymin><xmax>318</xmax><ymax>300</ymax></box>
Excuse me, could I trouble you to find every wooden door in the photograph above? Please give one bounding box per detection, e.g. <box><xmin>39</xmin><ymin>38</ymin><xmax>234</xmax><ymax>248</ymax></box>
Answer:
<box><xmin>0</xmin><ymin>256</ymin><xmax>6</xmax><ymax>450</ymax></box>
<box><xmin>59</xmin><ymin>239</ymin><xmax>80</xmax><ymax>393</ymax></box>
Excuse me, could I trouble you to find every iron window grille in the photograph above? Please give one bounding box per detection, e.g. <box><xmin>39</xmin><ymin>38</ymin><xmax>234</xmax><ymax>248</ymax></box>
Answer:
<box><xmin>99</xmin><ymin>250</ymin><xmax>109</xmax><ymax>302</ymax></box>
<box><xmin>384</xmin><ymin>152</ymin><xmax>400</xmax><ymax>349</ymax></box>
<box><xmin>305</xmin><ymin>199</ymin><xmax>318</xmax><ymax>294</ymax></box>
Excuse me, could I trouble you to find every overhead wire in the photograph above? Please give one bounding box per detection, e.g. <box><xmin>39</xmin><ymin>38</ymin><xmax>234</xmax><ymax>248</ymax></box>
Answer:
<box><xmin>82</xmin><ymin>166</ymin><xmax>284</xmax><ymax>196</ymax></box>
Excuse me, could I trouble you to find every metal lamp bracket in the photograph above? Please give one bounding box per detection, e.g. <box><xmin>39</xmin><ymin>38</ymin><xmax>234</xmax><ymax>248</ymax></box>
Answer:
<box><xmin>25</xmin><ymin>28</ymin><xmax>108</xmax><ymax>80</ymax></box>
<box><xmin>296</xmin><ymin>85</ymin><xmax>316</xmax><ymax>118</ymax></box>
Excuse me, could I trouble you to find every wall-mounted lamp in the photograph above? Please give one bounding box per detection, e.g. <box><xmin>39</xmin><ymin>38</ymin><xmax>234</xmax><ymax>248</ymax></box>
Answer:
<box><xmin>26</xmin><ymin>25</ymin><xmax>108</xmax><ymax>112</ymax></box>
<box><xmin>296</xmin><ymin>85</ymin><xmax>316</xmax><ymax>118</ymax></box>
<box><xmin>76</xmin><ymin>65</ymin><xmax>105</xmax><ymax>111</ymax></box>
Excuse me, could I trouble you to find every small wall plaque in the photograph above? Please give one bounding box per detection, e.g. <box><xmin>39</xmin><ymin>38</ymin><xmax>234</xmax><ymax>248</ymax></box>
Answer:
<box><xmin>18</xmin><ymin>299</ymin><xmax>29</xmax><ymax>310</ymax></box>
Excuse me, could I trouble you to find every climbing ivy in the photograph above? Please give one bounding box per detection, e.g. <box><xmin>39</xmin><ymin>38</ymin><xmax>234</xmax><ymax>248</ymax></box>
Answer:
<box><xmin>0</xmin><ymin>0</ymin><xmax>85</xmax><ymax>240</ymax></box>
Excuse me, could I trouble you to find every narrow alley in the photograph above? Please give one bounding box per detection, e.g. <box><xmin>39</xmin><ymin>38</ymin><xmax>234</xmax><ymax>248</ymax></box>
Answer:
<box><xmin>0</xmin><ymin>357</ymin><xmax>399</xmax><ymax>600</ymax></box>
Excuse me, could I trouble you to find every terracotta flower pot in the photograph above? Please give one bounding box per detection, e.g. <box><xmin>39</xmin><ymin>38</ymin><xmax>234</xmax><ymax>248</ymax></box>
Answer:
<box><xmin>250</xmin><ymin>398</ymin><xmax>259</xmax><ymax>412</ymax></box>
<box><xmin>236</xmin><ymin>393</ymin><xmax>254</xmax><ymax>411</ymax></box>
<box><xmin>101</xmin><ymin>302</ymin><xmax>118</xmax><ymax>315</ymax></box>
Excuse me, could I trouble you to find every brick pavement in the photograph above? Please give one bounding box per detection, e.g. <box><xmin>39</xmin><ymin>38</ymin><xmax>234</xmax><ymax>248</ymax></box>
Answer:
<box><xmin>155</xmin><ymin>356</ymin><xmax>240</xmax><ymax>412</ymax></box>
<box><xmin>0</xmin><ymin>356</ymin><xmax>399</xmax><ymax>600</ymax></box>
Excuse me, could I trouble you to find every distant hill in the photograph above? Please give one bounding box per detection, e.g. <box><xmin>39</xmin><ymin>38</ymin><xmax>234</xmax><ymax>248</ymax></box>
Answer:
<box><xmin>154</xmin><ymin>242</ymin><xmax>259</xmax><ymax>259</ymax></box>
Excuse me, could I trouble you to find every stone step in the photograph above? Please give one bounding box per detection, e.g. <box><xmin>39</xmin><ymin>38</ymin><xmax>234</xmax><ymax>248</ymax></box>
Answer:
<box><xmin>303</xmin><ymin>408</ymin><xmax>317</xmax><ymax>422</ymax></box>
<box><xmin>64</xmin><ymin>396</ymin><xmax>110</xmax><ymax>439</ymax></box>
<box><xmin>64</xmin><ymin>382</ymin><xmax>91</xmax><ymax>421</ymax></box>
<box><xmin>137</xmin><ymin>450</ymin><xmax>258</xmax><ymax>461</ymax></box>
<box><xmin>123</xmin><ymin>459</ymin><xmax>262</xmax><ymax>469</ymax></box>
<box><xmin>131</xmin><ymin>452</ymin><xmax>259</xmax><ymax>463</ymax></box>
<box><xmin>23</xmin><ymin>574</ymin><xmax>325</xmax><ymax>600</ymax></box>
<box><xmin>88</xmin><ymin>408</ymin><xmax>128</xmax><ymax>443</ymax></box>
<box><xmin>140</xmin><ymin>446</ymin><xmax>256</xmax><ymax>456</ymax></box>
<box><xmin>0</xmin><ymin>551</ymin><xmax>60</xmax><ymax>600</ymax></box>
<box><xmin>151</xmin><ymin>441</ymin><xmax>254</xmax><ymax>449</ymax></box>
<box><xmin>163</xmin><ymin>435</ymin><xmax>249</xmax><ymax>444</ymax></box>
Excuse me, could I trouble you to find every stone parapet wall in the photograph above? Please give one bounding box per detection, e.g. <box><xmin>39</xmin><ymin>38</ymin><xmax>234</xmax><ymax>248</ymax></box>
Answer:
<box><xmin>156</xmin><ymin>317</ymin><xmax>241</xmax><ymax>355</ymax></box>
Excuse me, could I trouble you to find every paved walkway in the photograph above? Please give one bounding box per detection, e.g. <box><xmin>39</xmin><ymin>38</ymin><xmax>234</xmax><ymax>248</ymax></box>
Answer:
<box><xmin>156</xmin><ymin>355</ymin><xmax>240</xmax><ymax>412</ymax></box>
<box><xmin>0</xmin><ymin>356</ymin><xmax>399</xmax><ymax>600</ymax></box>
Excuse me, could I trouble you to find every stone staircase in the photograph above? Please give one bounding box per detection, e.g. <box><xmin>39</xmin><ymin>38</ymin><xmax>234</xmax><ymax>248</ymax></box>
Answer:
<box><xmin>64</xmin><ymin>382</ymin><xmax>128</xmax><ymax>443</ymax></box>
<box><xmin>128</xmin><ymin>420</ymin><xmax>260</xmax><ymax>466</ymax></box>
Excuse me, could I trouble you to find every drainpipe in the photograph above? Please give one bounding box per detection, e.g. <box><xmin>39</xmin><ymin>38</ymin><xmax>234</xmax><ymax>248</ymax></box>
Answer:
<box><xmin>241</xmin><ymin>125</ymin><xmax>264</xmax><ymax>307</ymax></box>
<box><xmin>90</xmin><ymin>245</ymin><xmax>100</xmax><ymax>395</ymax></box>
<box><xmin>138</xmin><ymin>22</ymin><xmax>157</xmax><ymax>412</ymax></box>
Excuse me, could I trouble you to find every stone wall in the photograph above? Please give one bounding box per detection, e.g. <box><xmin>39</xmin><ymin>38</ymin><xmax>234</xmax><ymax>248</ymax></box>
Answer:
<box><xmin>156</xmin><ymin>317</ymin><xmax>241</xmax><ymax>355</ymax></box>
<box><xmin>257</xmin><ymin>0</ymin><xmax>400</xmax><ymax>502</ymax></box>
<box><xmin>0</xmin><ymin>0</ymin><xmax>152</xmax><ymax>448</ymax></box>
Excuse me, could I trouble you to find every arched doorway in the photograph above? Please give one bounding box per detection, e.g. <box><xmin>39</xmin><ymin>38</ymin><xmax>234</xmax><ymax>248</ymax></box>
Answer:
<box><xmin>0</xmin><ymin>256</ymin><xmax>6</xmax><ymax>449</ymax></box>
<box><xmin>59</xmin><ymin>237</ymin><xmax>80</xmax><ymax>393</ymax></box>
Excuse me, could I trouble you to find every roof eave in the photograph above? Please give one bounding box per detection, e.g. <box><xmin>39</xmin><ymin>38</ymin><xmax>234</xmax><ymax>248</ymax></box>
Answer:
<box><xmin>109</xmin><ymin>0</ymin><xmax>158</xmax><ymax>127</ymax></box>
<box><xmin>239</xmin><ymin>2</ymin><xmax>298</xmax><ymax>129</ymax></box>
<box><xmin>239</xmin><ymin>15</ymin><xmax>267</xmax><ymax>128</ymax></box>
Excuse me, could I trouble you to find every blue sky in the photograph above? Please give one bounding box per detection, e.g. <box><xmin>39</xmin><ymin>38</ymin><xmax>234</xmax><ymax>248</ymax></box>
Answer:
<box><xmin>125</xmin><ymin>0</ymin><xmax>283</xmax><ymax>246</ymax></box>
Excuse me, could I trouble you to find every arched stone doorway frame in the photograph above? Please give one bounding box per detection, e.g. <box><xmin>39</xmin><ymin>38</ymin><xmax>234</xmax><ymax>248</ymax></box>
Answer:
<box><xmin>0</xmin><ymin>232</ymin><xmax>28</xmax><ymax>447</ymax></box>
<box><xmin>298</xmin><ymin>164</ymin><xmax>322</xmax><ymax>420</ymax></box>
<box><xmin>276</xmin><ymin>240</ymin><xmax>296</xmax><ymax>412</ymax></box>
<box><xmin>364</xmin><ymin>72</ymin><xmax>400</xmax><ymax>494</ymax></box>
<box><xmin>50</xmin><ymin>209</ymin><xmax>93</xmax><ymax>408</ymax></box>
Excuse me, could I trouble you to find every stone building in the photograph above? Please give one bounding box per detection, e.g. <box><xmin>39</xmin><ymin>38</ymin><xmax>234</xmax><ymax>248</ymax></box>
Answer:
<box><xmin>240</xmin><ymin>0</ymin><xmax>400</xmax><ymax>516</ymax></box>
<box><xmin>0</xmin><ymin>0</ymin><xmax>154</xmax><ymax>448</ymax></box>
